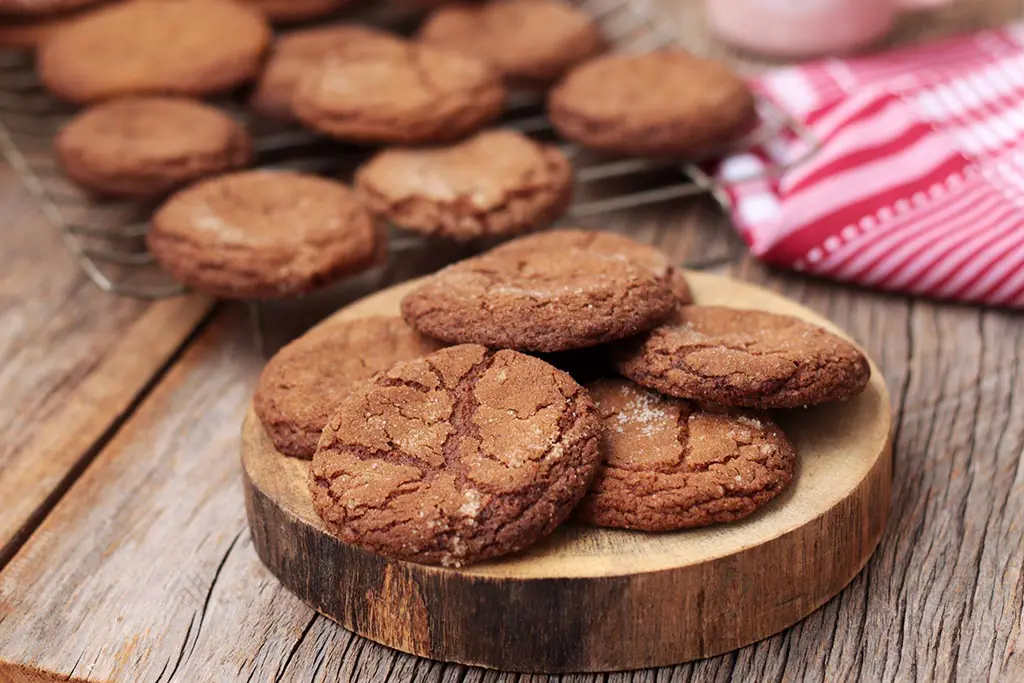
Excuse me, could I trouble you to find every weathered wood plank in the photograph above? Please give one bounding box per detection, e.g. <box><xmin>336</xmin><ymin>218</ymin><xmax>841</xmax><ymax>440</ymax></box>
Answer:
<box><xmin>0</xmin><ymin>309</ymin><xmax>288</xmax><ymax>683</ymax></box>
<box><xmin>4</xmin><ymin>1</ymin><xmax>1024</xmax><ymax>681</ymax></box>
<box><xmin>0</xmin><ymin>160</ymin><xmax>213</xmax><ymax>564</ymax></box>
<box><xmin>1</xmin><ymin>237</ymin><xmax>1019</xmax><ymax>683</ymax></box>
<box><xmin>0</xmin><ymin>223</ymin><xmax>747</xmax><ymax>683</ymax></box>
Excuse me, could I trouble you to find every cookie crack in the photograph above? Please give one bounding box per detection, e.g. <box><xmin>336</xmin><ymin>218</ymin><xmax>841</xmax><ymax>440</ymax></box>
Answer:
<box><xmin>442</xmin><ymin>352</ymin><xmax>497</xmax><ymax>487</ymax></box>
<box><xmin>466</xmin><ymin>381</ymin><xmax>590</xmax><ymax>555</ymax></box>
<box><xmin>329</xmin><ymin>442</ymin><xmax>430</xmax><ymax>473</ymax></box>
<box><xmin>311</xmin><ymin>470</ymin><xmax>424</xmax><ymax>518</ymax></box>
<box><xmin>377</xmin><ymin>375</ymin><xmax>436</xmax><ymax>394</ymax></box>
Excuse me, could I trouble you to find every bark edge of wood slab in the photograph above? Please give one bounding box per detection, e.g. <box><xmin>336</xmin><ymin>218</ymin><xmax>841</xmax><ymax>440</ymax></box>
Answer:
<box><xmin>241</xmin><ymin>271</ymin><xmax>893</xmax><ymax>673</ymax></box>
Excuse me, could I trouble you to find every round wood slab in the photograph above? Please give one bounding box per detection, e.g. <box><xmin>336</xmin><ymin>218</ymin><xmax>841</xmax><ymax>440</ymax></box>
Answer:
<box><xmin>242</xmin><ymin>271</ymin><xmax>893</xmax><ymax>673</ymax></box>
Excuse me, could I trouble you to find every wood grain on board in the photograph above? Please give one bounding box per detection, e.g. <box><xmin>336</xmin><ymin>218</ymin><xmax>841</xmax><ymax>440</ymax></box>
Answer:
<box><xmin>2</xmin><ymin>1</ymin><xmax>1024</xmax><ymax>681</ymax></box>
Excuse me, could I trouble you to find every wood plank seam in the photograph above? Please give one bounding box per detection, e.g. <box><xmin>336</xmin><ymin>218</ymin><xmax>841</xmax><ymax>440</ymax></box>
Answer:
<box><xmin>0</xmin><ymin>302</ymin><xmax>219</xmax><ymax>569</ymax></box>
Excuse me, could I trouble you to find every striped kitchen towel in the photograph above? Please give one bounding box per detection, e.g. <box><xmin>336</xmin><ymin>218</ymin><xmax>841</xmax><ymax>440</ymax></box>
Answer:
<box><xmin>717</xmin><ymin>24</ymin><xmax>1024</xmax><ymax>307</ymax></box>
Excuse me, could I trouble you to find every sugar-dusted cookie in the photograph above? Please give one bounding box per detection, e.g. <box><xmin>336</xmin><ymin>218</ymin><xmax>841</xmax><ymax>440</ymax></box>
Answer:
<box><xmin>576</xmin><ymin>378</ymin><xmax>796</xmax><ymax>531</ymax></box>
<box><xmin>292</xmin><ymin>42</ymin><xmax>505</xmax><ymax>144</ymax></box>
<box><xmin>237</xmin><ymin>0</ymin><xmax>350</xmax><ymax>23</ymax></box>
<box><xmin>251</xmin><ymin>25</ymin><xmax>407</xmax><ymax>121</ymax></box>
<box><xmin>56</xmin><ymin>96</ymin><xmax>251</xmax><ymax>198</ymax></box>
<box><xmin>615</xmin><ymin>306</ymin><xmax>871</xmax><ymax>408</ymax></box>
<box><xmin>255</xmin><ymin>316</ymin><xmax>445</xmax><ymax>459</ymax></box>
<box><xmin>354</xmin><ymin>130</ymin><xmax>572</xmax><ymax>241</ymax></box>
<box><xmin>38</xmin><ymin>0</ymin><xmax>271</xmax><ymax>103</ymax></box>
<box><xmin>309</xmin><ymin>343</ymin><xmax>601</xmax><ymax>567</ymax></box>
<box><xmin>418</xmin><ymin>0</ymin><xmax>605</xmax><ymax>87</ymax></box>
<box><xmin>148</xmin><ymin>170</ymin><xmax>381</xmax><ymax>299</ymax></box>
<box><xmin>401</xmin><ymin>246</ymin><xmax>677</xmax><ymax>352</ymax></box>
<box><xmin>549</xmin><ymin>49</ymin><xmax>756</xmax><ymax>158</ymax></box>
<box><xmin>488</xmin><ymin>228</ymin><xmax>693</xmax><ymax>304</ymax></box>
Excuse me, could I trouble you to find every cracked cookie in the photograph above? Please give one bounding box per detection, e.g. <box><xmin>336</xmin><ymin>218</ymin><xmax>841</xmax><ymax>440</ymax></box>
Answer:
<box><xmin>488</xmin><ymin>228</ymin><xmax>693</xmax><ymax>304</ymax></box>
<box><xmin>549</xmin><ymin>49</ymin><xmax>756</xmax><ymax>158</ymax></box>
<box><xmin>38</xmin><ymin>0</ymin><xmax>270</xmax><ymax>103</ymax></box>
<box><xmin>615</xmin><ymin>306</ymin><xmax>871</xmax><ymax>408</ymax></box>
<box><xmin>401</xmin><ymin>245</ymin><xmax>677</xmax><ymax>352</ymax></box>
<box><xmin>292</xmin><ymin>42</ymin><xmax>506</xmax><ymax>144</ymax></box>
<box><xmin>354</xmin><ymin>130</ymin><xmax>573</xmax><ymax>241</ymax></box>
<box><xmin>576</xmin><ymin>378</ymin><xmax>796</xmax><ymax>530</ymax></box>
<box><xmin>417</xmin><ymin>0</ymin><xmax>606</xmax><ymax>87</ymax></box>
<box><xmin>56</xmin><ymin>96</ymin><xmax>252</xmax><ymax>198</ymax></box>
<box><xmin>237</xmin><ymin>0</ymin><xmax>350</xmax><ymax>23</ymax></box>
<box><xmin>250</xmin><ymin>25</ymin><xmax>408</xmax><ymax>121</ymax></box>
<box><xmin>148</xmin><ymin>170</ymin><xmax>382</xmax><ymax>299</ymax></box>
<box><xmin>255</xmin><ymin>316</ymin><xmax>445</xmax><ymax>459</ymax></box>
<box><xmin>309</xmin><ymin>343</ymin><xmax>601</xmax><ymax>567</ymax></box>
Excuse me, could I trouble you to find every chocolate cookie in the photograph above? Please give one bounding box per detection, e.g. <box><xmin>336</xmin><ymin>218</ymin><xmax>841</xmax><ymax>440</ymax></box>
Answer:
<box><xmin>238</xmin><ymin>0</ymin><xmax>349</xmax><ymax>23</ymax></box>
<box><xmin>38</xmin><ymin>0</ymin><xmax>271</xmax><ymax>103</ymax></box>
<box><xmin>148</xmin><ymin>170</ymin><xmax>382</xmax><ymax>299</ymax></box>
<box><xmin>576</xmin><ymin>378</ymin><xmax>796</xmax><ymax>531</ymax></box>
<box><xmin>255</xmin><ymin>316</ymin><xmax>445</xmax><ymax>459</ymax></box>
<box><xmin>292</xmin><ymin>42</ymin><xmax>506</xmax><ymax>145</ymax></box>
<box><xmin>549</xmin><ymin>50</ymin><xmax>757</xmax><ymax>158</ymax></box>
<box><xmin>615</xmin><ymin>306</ymin><xmax>872</xmax><ymax>408</ymax></box>
<box><xmin>309</xmin><ymin>343</ymin><xmax>601</xmax><ymax>567</ymax></box>
<box><xmin>251</xmin><ymin>25</ymin><xmax>407</xmax><ymax>121</ymax></box>
<box><xmin>56</xmin><ymin>96</ymin><xmax>251</xmax><ymax>198</ymax></box>
<box><xmin>488</xmin><ymin>228</ymin><xmax>693</xmax><ymax>304</ymax></box>
<box><xmin>0</xmin><ymin>0</ymin><xmax>100</xmax><ymax>16</ymax></box>
<box><xmin>417</xmin><ymin>0</ymin><xmax>606</xmax><ymax>87</ymax></box>
<box><xmin>401</xmin><ymin>246</ymin><xmax>676</xmax><ymax>352</ymax></box>
<box><xmin>354</xmin><ymin>130</ymin><xmax>572</xmax><ymax>241</ymax></box>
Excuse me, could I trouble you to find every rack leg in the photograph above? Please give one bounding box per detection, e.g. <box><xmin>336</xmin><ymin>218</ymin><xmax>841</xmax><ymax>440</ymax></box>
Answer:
<box><xmin>246</xmin><ymin>300</ymin><xmax>266</xmax><ymax>358</ymax></box>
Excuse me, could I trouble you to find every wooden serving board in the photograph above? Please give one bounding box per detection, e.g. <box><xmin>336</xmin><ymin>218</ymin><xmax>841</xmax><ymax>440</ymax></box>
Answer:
<box><xmin>241</xmin><ymin>271</ymin><xmax>893</xmax><ymax>674</ymax></box>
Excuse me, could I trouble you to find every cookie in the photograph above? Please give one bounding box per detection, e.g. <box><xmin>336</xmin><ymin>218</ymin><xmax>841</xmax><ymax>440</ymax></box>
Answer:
<box><xmin>38</xmin><ymin>0</ymin><xmax>271</xmax><ymax>104</ymax></box>
<box><xmin>0</xmin><ymin>0</ymin><xmax>100</xmax><ymax>16</ymax></box>
<box><xmin>309</xmin><ymin>343</ymin><xmax>601</xmax><ymax>567</ymax></box>
<box><xmin>255</xmin><ymin>316</ymin><xmax>445</xmax><ymax>459</ymax></box>
<box><xmin>55</xmin><ymin>96</ymin><xmax>252</xmax><ymax>198</ymax></box>
<box><xmin>488</xmin><ymin>228</ymin><xmax>693</xmax><ymax>304</ymax></box>
<box><xmin>292</xmin><ymin>42</ymin><xmax>506</xmax><ymax>145</ymax></box>
<box><xmin>417</xmin><ymin>0</ymin><xmax>606</xmax><ymax>87</ymax></box>
<box><xmin>354</xmin><ymin>130</ymin><xmax>573</xmax><ymax>241</ymax></box>
<box><xmin>576</xmin><ymin>378</ymin><xmax>796</xmax><ymax>531</ymax></box>
<box><xmin>237</xmin><ymin>0</ymin><xmax>349</xmax><ymax>23</ymax></box>
<box><xmin>401</xmin><ymin>245</ymin><xmax>676</xmax><ymax>352</ymax></box>
<box><xmin>148</xmin><ymin>170</ymin><xmax>382</xmax><ymax>299</ymax></box>
<box><xmin>615</xmin><ymin>306</ymin><xmax>872</xmax><ymax>409</ymax></box>
<box><xmin>549</xmin><ymin>50</ymin><xmax>757</xmax><ymax>158</ymax></box>
<box><xmin>250</xmin><ymin>25</ymin><xmax>407</xmax><ymax>121</ymax></box>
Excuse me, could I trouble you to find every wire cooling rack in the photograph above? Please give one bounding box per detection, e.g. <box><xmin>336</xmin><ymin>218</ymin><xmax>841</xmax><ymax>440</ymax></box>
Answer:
<box><xmin>0</xmin><ymin>0</ymin><xmax>819</xmax><ymax>300</ymax></box>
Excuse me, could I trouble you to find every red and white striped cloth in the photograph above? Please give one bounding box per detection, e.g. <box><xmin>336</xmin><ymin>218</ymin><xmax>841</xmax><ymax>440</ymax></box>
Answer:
<box><xmin>717</xmin><ymin>25</ymin><xmax>1024</xmax><ymax>308</ymax></box>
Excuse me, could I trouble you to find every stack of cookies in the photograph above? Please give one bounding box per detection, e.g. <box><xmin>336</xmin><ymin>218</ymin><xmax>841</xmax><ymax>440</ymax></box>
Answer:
<box><xmin>254</xmin><ymin>229</ymin><xmax>871</xmax><ymax>568</ymax></box>
<box><xmin>11</xmin><ymin>0</ymin><xmax>759</xmax><ymax>300</ymax></box>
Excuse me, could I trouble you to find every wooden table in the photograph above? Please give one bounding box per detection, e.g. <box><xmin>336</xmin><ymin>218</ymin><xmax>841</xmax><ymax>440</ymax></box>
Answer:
<box><xmin>1</xmin><ymin>2</ymin><xmax>1023</xmax><ymax>681</ymax></box>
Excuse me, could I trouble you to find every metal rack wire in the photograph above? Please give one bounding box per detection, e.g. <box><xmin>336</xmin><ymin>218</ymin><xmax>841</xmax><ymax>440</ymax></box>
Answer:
<box><xmin>0</xmin><ymin>0</ymin><xmax>820</xmax><ymax>300</ymax></box>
